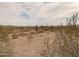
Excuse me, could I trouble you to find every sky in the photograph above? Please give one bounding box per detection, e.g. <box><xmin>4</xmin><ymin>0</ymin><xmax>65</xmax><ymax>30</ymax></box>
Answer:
<box><xmin>0</xmin><ymin>2</ymin><xmax>79</xmax><ymax>26</ymax></box>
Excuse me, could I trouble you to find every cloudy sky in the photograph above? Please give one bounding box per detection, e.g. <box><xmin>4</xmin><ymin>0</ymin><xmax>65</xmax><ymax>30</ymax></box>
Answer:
<box><xmin>0</xmin><ymin>2</ymin><xmax>79</xmax><ymax>26</ymax></box>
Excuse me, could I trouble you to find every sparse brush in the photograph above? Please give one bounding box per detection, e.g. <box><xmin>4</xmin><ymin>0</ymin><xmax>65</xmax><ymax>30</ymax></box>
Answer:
<box><xmin>40</xmin><ymin>38</ymin><xmax>50</xmax><ymax>56</ymax></box>
<box><xmin>11</xmin><ymin>34</ymin><xmax>18</xmax><ymax>39</ymax></box>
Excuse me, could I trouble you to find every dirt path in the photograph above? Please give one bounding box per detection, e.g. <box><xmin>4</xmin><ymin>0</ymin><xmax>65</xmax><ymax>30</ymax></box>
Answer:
<box><xmin>9</xmin><ymin>31</ymin><xmax>56</xmax><ymax>56</ymax></box>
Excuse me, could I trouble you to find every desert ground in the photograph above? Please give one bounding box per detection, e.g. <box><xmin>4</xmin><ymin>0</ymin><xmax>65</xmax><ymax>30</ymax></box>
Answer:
<box><xmin>0</xmin><ymin>25</ymin><xmax>79</xmax><ymax>57</ymax></box>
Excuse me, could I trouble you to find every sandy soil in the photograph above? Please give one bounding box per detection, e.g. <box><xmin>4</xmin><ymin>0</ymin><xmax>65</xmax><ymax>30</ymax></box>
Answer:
<box><xmin>8</xmin><ymin>31</ymin><xmax>57</xmax><ymax>57</ymax></box>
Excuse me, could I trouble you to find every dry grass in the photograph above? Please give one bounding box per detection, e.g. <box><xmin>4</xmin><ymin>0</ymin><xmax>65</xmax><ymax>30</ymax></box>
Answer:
<box><xmin>0</xmin><ymin>25</ymin><xmax>79</xmax><ymax>56</ymax></box>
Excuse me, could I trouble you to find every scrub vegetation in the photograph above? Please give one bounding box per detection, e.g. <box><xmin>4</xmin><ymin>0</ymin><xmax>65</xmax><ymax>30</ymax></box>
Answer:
<box><xmin>0</xmin><ymin>13</ymin><xmax>79</xmax><ymax>57</ymax></box>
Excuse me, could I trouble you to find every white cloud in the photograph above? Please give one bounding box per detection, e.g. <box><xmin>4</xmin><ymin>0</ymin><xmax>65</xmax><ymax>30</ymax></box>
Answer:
<box><xmin>0</xmin><ymin>2</ymin><xmax>79</xmax><ymax>26</ymax></box>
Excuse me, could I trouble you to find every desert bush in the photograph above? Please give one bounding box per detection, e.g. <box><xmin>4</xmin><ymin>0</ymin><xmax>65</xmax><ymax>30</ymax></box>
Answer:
<box><xmin>66</xmin><ymin>13</ymin><xmax>78</xmax><ymax>28</ymax></box>
<box><xmin>40</xmin><ymin>38</ymin><xmax>50</xmax><ymax>56</ymax></box>
<box><xmin>54</xmin><ymin>28</ymin><xmax>79</xmax><ymax>57</ymax></box>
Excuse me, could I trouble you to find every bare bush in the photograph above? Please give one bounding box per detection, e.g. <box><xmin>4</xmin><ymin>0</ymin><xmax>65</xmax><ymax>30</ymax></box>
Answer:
<box><xmin>66</xmin><ymin>13</ymin><xmax>78</xmax><ymax>27</ymax></box>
